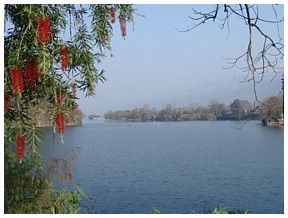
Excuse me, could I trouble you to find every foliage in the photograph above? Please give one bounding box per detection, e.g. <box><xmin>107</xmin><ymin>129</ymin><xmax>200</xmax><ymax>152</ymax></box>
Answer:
<box><xmin>4</xmin><ymin>143</ymin><xmax>81</xmax><ymax>214</ymax></box>
<box><xmin>4</xmin><ymin>4</ymin><xmax>135</xmax><ymax>214</ymax></box>
<box><xmin>104</xmin><ymin>98</ymin><xmax>262</xmax><ymax>122</ymax></box>
<box><xmin>229</xmin><ymin>99</ymin><xmax>253</xmax><ymax>120</ymax></box>
<box><xmin>152</xmin><ymin>208</ymin><xmax>161</xmax><ymax>214</ymax></box>
<box><xmin>259</xmin><ymin>93</ymin><xmax>283</xmax><ymax>121</ymax></box>
<box><xmin>149</xmin><ymin>206</ymin><xmax>250</xmax><ymax>214</ymax></box>
<box><xmin>212</xmin><ymin>206</ymin><xmax>228</xmax><ymax>214</ymax></box>
<box><xmin>105</xmin><ymin>94</ymin><xmax>284</xmax><ymax>122</ymax></box>
<box><xmin>213</xmin><ymin>206</ymin><xmax>250</xmax><ymax>214</ymax></box>
<box><xmin>4</xmin><ymin>3</ymin><xmax>135</xmax><ymax>159</ymax></box>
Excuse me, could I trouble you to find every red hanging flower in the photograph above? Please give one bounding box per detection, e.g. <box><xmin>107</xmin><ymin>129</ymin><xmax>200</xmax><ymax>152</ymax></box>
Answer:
<box><xmin>10</xmin><ymin>68</ymin><xmax>24</xmax><ymax>95</ymax></box>
<box><xmin>60</xmin><ymin>47</ymin><xmax>69</xmax><ymax>71</ymax></box>
<box><xmin>55</xmin><ymin>112</ymin><xmax>65</xmax><ymax>135</ymax></box>
<box><xmin>110</xmin><ymin>7</ymin><xmax>116</xmax><ymax>24</ymax></box>
<box><xmin>4</xmin><ymin>94</ymin><xmax>9</xmax><ymax>113</ymax></box>
<box><xmin>24</xmin><ymin>61</ymin><xmax>39</xmax><ymax>89</ymax></box>
<box><xmin>37</xmin><ymin>16</ymin><xmax>51</xmax><ymax>44</ymax></box>
<box><xmin>119</xmin><ymin>16</ymin><xmax>127</xmax><ymax>38</ymax></box>
<box><xmin>16</xmin><ymin>134</ymin><xmax>25</xmax><ymax>161</ymax></box>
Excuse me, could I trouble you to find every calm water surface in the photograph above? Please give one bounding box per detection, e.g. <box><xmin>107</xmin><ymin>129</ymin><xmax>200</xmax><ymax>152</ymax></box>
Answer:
<box><xmin>40</xmin><ymin>120</ymin><xmax>283</xmax><ymax>214</ymax></box>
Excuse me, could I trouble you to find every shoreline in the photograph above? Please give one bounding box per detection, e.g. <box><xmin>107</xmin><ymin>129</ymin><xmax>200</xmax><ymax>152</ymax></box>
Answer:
<box><xmin>36</xmin><ymin>122</ymin><xmax>82</xmax><ymax>128</ymax></box>
<box><xmin>99</xmin><ymin>119</ymin><xmax>284</xmax><ymax>128</ymax></box>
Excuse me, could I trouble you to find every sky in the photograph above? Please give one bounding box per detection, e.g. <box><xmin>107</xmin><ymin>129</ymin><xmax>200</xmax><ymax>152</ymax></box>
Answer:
<box><xmin>76</xmin><ymin>5</ymin><xmax>284</xmax><ymax>116</ymax></box>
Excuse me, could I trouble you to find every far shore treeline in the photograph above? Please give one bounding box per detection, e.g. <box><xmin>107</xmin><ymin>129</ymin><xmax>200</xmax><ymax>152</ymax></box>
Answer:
<box><xmin>104</xmin><ymin>94</ymin><xmax>283</xmax><ymax>123</ymax></box>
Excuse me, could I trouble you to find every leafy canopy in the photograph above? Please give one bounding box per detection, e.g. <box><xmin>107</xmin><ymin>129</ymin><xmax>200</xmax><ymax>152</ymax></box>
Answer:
<box><xmin>4</xmin><ymin>4</ymin><xmax>135</xmax><ymax>159</ymax></box>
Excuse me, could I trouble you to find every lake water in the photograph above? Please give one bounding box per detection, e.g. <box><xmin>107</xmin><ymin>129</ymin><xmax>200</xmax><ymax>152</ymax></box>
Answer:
<box><xmin>40</xmin><ymin>120</ymin><xmax>284</xmax><ymax>214</ymax></box>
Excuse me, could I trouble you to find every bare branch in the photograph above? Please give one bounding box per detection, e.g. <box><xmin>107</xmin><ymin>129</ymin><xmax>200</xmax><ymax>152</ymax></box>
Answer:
<box><xmin>179</xmin><ymin>4</ymin><xmax>284</xmax><ymax>105</ymax></box>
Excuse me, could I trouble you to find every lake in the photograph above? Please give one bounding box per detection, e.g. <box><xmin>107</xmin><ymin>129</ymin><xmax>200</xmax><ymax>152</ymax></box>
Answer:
<box><xmin>40</xmin><ymin>120</ymin><xmax>284</xmax><ymax>214</ymax></box>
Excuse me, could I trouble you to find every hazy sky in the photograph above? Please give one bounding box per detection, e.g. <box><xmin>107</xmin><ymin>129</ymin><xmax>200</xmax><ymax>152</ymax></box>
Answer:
<box><xmin>78</xmin><ymin>4</ymin><xmax>284</xmax><ymax>116</ymax></box>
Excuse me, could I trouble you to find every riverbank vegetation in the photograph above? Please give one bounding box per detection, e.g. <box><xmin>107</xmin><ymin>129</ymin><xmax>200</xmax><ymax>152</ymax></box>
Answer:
<box><xmin>4</xmin><ymin>143</ymin><xmax>82</xmax><ymax>213</ymax></box>
<box><xmin>152</xmin><ymin>207</ymin><xmax>251</xmax><ymax>214</ymax></box>
<box><xmin>104</xmin><ymin>94</ymin><xmax>283</xmax><ymax>124</ymax></box>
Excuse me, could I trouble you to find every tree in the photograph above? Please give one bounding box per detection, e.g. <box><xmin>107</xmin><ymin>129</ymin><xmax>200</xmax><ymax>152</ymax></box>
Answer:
<box><xmin>208</xmin><ymin>99</ymin><xmax>228</xmax><ymax>120</ymax></box>
<box><xmin>103</xmin><ymin>100</ymin><xmax>261</xmax><ymax>122</ymax></box>
<box><xmin>4</xmin><ymin>4</ymin><xmax>135</xmax><ymax>213</ymax></box>
<box><xmin>179</xmin><ymin>4</ymin><xmax>284</xmax><ymax>104</ymax></box>
<box><xmin>260</xmin><ymin>93</ymin><xmax>283</xmax><ymax>121</ymax></box>
<box><xmin>4</xmin><ymin>4</ymin><xmax>134</xmax><ymax>160</ymax></box>
<box><xmin>229</xmin><ymin>99</ymin><xmax>253</xmax><ymax>120</ymax></box>
<box><xmin>156</xmin><ymin>104</ymin><xmax>180</xmax><ymax>121</ymax></box>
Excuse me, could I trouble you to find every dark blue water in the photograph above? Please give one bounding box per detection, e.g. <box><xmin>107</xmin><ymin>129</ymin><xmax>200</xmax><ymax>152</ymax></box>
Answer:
<box><xmin>40</xmin><ymin>120</ymin><xmax>284</xmax><ymax>214</ymax></box>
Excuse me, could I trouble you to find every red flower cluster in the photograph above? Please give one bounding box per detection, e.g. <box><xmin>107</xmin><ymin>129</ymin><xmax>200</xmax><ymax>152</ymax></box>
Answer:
<box><xmin>24</xmin><ymin>61</ymin><xmax>39</xmax><ymax>89</ymax></box>
<box><xmin>110</xmin><ymin>7</ymin><xmax>116</xmax><ymax>24</ymax></box>
<box><xmin>55</xmin><ymin>93</ymin><xmax>65</xmax><ymax>135</ymax></box>
<box><xmin>119</xmin><ymin>16</ymin><xmax>126</xmax><ymax>38</ymax></box>
<box><xmin>10</xmin><ymin>68</ymin><xmax>24</xmax><ymax>95</ymax></box>
<box><xmin>37</xmin><ymin>16</ymin><xmax>51</xmax><ymax>44</ymax></box>
<box><xmin>16</xmin><ymin>134</ymin><xmax>25</xmax><ymax>161</ymax></box>
<box><xmin>55</xmin><ymin>112</ymin><xmax>65</xmax><ymax>135</ymax></box>
<box><xmin>4</xmin><ymin>94</ymin><xmax>9</xmax><ymax>113</ymax></box>
<box><xmin>60</xmin><ymin>47</ymin><xmax>69</xmax><ymax>71</ymax></box>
